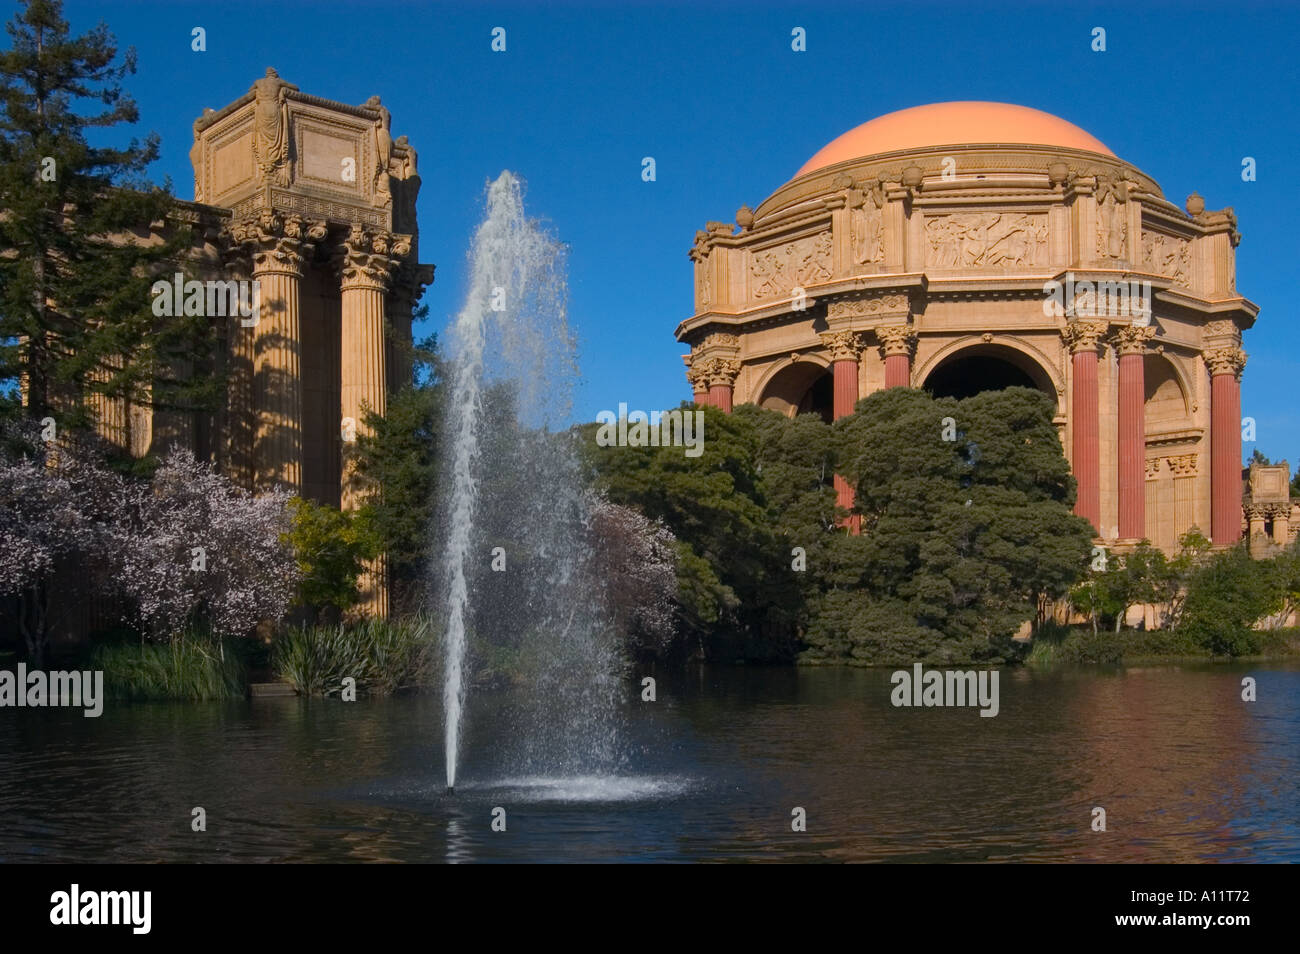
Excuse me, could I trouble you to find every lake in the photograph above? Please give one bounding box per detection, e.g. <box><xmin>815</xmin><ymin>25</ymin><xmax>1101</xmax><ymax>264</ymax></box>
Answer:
<box><xmin>1</xmin><ymin>663</ymin><xmax>1296</xmax><ymax>862</ymax></box>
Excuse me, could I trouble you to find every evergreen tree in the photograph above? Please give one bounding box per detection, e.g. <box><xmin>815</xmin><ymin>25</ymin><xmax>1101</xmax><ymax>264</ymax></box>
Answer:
<box><xmin>814</xmin><ymin>387</ymin><xmax>1096</xmax><ymax>663</ymax></box>
<box><xmin>0</xmin><ymin>0</ymin><xmax>217</xmax><ymax>442</ymax></box>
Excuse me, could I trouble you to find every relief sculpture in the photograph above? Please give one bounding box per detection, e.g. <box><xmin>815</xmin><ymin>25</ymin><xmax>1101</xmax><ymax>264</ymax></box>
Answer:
<box><xmin>1142</xmin><ymin>230</ymin><xmax>1191</xmax><ymax>285</ymax></box>
<box><xmin>751</xmin><ymin>232</ymin><xmax>833</xmax><ymax>299</ymax></box>
<box><xmin>924</xmin><ymin>212</ymin><xmax>1047</xmax><ymax>269</ymax></box>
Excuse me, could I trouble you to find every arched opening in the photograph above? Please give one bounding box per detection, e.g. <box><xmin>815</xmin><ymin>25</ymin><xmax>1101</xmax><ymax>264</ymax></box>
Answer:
<box><xmin>922</xmin><ymin>343</ymin><xmax>1056</xmax><ymax>404</ymax></box>
<box><xmin>758</xmin><ymin>361</ymin><xmax>834</xmax><ymax>423</ymax></box>
<box><xmin>1144</xmin><ymin>353</ymin><xmax>1189</xmax><ymax>426</ymax></box>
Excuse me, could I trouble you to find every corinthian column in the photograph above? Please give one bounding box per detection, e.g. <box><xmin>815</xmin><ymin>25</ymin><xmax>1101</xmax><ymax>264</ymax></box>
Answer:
<box><xmin>685</xmin><ymin>363</ymin><xmax>711</xmax><ymax>406</ymax></box>
<box><xmin>701</xmin><ymin>357</ymin><xmax>740</xmax><ymax>413</ymax></box>
<box><xmin>1113</xmin><ymin>324</ymin><xmax>1154</xmax><ymax>540</ymax></box>
<box><xmin>338</xmin><ymin>226</ymin><xmax>405</xmax><ymax>506</ymax></box>
<box><xmin>1207</xmin><ymin>345</ymin><xmax>1247</xmax><ymax>544</ymax></box>
<box><xmin>875</xmin><ymin>324</ymin><xmax>916</xmax><ymax>388</ymax></box>
<box><xmin>821</xmin><ymin>330</ymin><xmax>865</xmax><ymax>530</ymax></box>
<box><xmin>228</xmin><ymin>212</ymin><xmax>325</xmax><ymax>492</ymax></box>
<box><xmin>1062</xmin><ymin>320</ymin><xmax>1107</xmax><ymax>531</ymax></box>
<box><xmin>337</xmin><ymin>227</ymin><xmax>407</xmax><ymax>619</ymax></box>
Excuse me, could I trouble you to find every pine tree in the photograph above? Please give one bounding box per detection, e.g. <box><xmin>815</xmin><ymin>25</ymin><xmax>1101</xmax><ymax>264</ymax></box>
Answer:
<box><xmin>0</xmin><ymin>0</ymin><xmax>218</xmax><ymax>446</ymax></box>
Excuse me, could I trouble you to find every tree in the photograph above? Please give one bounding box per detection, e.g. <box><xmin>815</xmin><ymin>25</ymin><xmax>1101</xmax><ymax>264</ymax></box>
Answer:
<box><xmin>580</xmin><ymin>403</ymin><xmax>787</xmax><ymax>659</ymax></box>
<box><xmin>0</xmin><ymin>424</ymin><xmax>122</xmax><ymax>664</ymax></box>
<box><xmin>284</xmin><ymin>497</ymin><xmax>379</xmax><ymax>621</ymax></box>
<box><xmin>816</xmin><ymin>387</ymin><xmax>1096</xmax><ymax>663</ymax></box>
<box><xmin>114</xmin><ymin>448</ymin><xmax>298</xmax><ymax>640</ymax></box>
<box><xmin>1179</xmin><ymin>544</ymin><xmax>1283</xmax><ymax>656</ymax></box>
<box><xmin>585</xmin><ymin>493</ymin><xmax>678</xmax><ymax>660</ymax></box>
<box><xmin>350</xmin><ymin>335</ymin><xmax>441</xmax><ymax>615</ymax></box>
<box><xmin>0</xmin><ymin>0</ymin><xmax>219</xmax><ymax>444</ymax></box>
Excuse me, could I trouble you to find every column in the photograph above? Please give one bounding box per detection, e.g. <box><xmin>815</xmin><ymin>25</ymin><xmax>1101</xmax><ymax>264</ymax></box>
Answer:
<box><xmin>229</xmin><ymin>213</ymin><xmax>324</xmax><ymax>493</ymax></box>
<box><xmin>1207</xmin><ymin>346</ymin><xmax>1246</xmax><ymax>544</ymax></box>
<box><xmin>1271</xmin><ymin>505</ymin><xmax>1290</xmax><ymax>546</ymax></box>
<box><xmin>876</xmin><ymin>324</ymin><xmax>916</xmax><ymax>388</ymax></box>
<box><xmin>686</xmin><ymin>365</ymin><xmax>711</xmax><ymax>406</ymax></box>
<box><xmin>338</xmin><ymin>227</ymin><xmax>406</xmax><ymax>619</ymax></box>
<box><xmin>1245</xmin><ymin>505</ymin><xmax>1266</xmax><ymax>540</ymax></box>
<box><xmin>702</xmin><ymin>357</ymin><xmax>740</xmax><ymax>413</ymax></box>
<box><xmin>821</xmin><ymin>331</ymin><xmax>864</xmax><ymax>531</ymax></box>
<box><xmin>1114</xmin><ymin>325</ymin><xmax>1153</xmax><ymax>540</ymax></box>
<box><xmin>1062</xmin><ymin>321</ymin><xmax>1107</xmax><ymax>531</ymax></box>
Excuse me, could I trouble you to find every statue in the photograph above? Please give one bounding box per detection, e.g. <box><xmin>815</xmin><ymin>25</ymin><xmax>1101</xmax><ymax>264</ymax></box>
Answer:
<box><xmin>250</xmin><ymin>68</ymin><xmax>297</xmax><ymax>183</ymax></box>
<box><xmin>365</xmin><ymin>95</ymin><xmax>393</xmax><ymax>202</ymax></box>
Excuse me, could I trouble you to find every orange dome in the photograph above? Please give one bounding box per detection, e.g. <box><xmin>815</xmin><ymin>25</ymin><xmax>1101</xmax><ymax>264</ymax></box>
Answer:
<box><xmin>794</xmin><ymin>102</ymin><xmax>1113</xmax><ymax>178</ymax></box>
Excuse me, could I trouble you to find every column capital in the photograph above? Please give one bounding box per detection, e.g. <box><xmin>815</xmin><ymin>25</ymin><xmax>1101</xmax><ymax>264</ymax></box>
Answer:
<box><xmin>874</xmin><ymin>323</ymin><xmax>917</xmax><ymax>358</ymax></box>
<box><xmin>684</xmin><ymin>363</ymin><xmax>709</xmax><ymax>394</ymax></box>
<box><xmin>225</xmin><ymin>211</ymin><xmax>326</xmax><ymax>277</ymax></box>
<box><xmin>698</xmin><ymin>356</ymin><xmax>741</xmax><ymax>389</ymax></box>
<box><xmin>1204</xmin><ymin>346</ymin><xmax>1247</xmax><ymax>379</ymax></box>
<box><xmin>1111</xmin><ymin>323</ymin><xmax>1156</xmax><ymax>356</ymax></box>
<box><xmin>337</xmin><ymin>224</ymin><xmax>410</xmax><ymax>291</ymax></box>
<box><xmin>1166</xmin><ymin>453</ymin><xmax>1199</xmax><ymax>476</ymax></box>
<box><xmin>1265</xmin><ymin>502</ymin><xmax>1292</xmax><ymax>520</ymax></box>
<box><xmin>1244</xmin><ymin>503</ymin><xmax>1270</xmax><ymax>522</ymax></box>
<box><xmin>820</xmin><ymin>330</ymin><xmax>865</xmax><ymax>362</ymax></box>
<box><xmin>1060</xmin><ymin>319</ymin><xmax>1109</xmax><ymax>354</ymax></box>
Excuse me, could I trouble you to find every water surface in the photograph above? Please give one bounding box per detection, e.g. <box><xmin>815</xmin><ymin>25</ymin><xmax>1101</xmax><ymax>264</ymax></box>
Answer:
<box><xmin>1</xmin><ymin>664</ymin><xmax>1295</xmax><ymax>862</ymax></box>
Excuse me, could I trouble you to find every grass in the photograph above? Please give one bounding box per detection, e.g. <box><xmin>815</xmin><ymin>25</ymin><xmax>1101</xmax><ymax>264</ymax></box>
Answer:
<box><xmin>273</xmin><ymin>616</ymin><xmax>438</xmax><ymax>697</ymax></box>
<box><xmin>88</xmin><ymin>638</ymin><xmax>249</xmax><ymax>701</ymax></box>
<box><xmin>1026</xmin><ymin>623</ymin><xmax>1300</xmax><ymax>665</ymax></box>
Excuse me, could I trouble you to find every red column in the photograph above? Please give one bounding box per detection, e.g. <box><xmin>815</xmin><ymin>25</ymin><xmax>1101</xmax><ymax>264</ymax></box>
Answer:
<box><xmin>1117</xmin><ymin>348</ymin><xmax>1145</xmax><ymax>540</ymax></box>
<box><xmin>1071</xmin><ymin>346</ymin><xmax>1101</xmax><ymax>530</ymax></box>
<box><xmin>832</xmin><ymin>355</ymin><xmax>859</xmax><ymax>527</ymax></box>
<box><xmin>1063</xmin><ymin>321</ymin><xmax>1108</xmax><ymax>532</ymax></box>
<box><xmin>876</xmin><ymin>325</ymin><xmax>914</xmax><ymax>388</ymax></box>
<box><xmin>884</xmin><ymin>353</ymin><xmax>910</xmax><ymax>388</ymax></box>
<box><xmin>707</xmin><ymin>383</ymin><xmax>732</xmax><ymax>413</ymax></box>
<box><xmin>1209</xmin><ymin>348</ymin><xmax>1245</xmax><ymax>544</ymax></box>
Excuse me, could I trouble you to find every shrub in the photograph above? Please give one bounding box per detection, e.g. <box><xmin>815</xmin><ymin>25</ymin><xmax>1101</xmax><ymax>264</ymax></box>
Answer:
<box><xmin>273</xmin><ymin>617</ymin><xmax>437</xmax><ymax>697</ymax></box>
<box><xmin>89</xmin><ymin>637</ymin><xmax>248</xmax><ymax>701</ymax></box>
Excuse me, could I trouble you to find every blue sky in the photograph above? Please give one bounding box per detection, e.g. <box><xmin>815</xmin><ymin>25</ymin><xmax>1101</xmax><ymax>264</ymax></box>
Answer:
<box><xmin>52</xmin><ymin>0</ymin><xmax>1300</xmax><ymax>463</ymax></box>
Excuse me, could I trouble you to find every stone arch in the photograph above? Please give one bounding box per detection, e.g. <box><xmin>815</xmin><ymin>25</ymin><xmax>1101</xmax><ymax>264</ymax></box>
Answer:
<box><xmin>1144</xmin><ymin>352</ymin><xmax>1191</xmax><ymax>424</ymax></box>
<box><xmin>917</xmin><ymin>337</ymin><xmax>1062</xmax><ymax>408</ymax></box>
<box><xmin>755</xmin><ymin>354</ymin><xmax>834</xmax><ymax>421</ymax></box>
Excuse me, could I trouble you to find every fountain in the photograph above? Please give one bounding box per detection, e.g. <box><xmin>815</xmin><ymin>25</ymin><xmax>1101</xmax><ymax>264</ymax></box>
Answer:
<box><xmin>438</xmin><ymin>172</ymin><xmax>622</xmax><ymax>793</ymax></box>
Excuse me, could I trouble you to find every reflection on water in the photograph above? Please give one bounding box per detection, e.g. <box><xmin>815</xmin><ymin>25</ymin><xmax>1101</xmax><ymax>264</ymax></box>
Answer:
<box><xmin>0</xmin><ymin>664</ymin><xmax>1296</xmax><ymax>862</ymax></box>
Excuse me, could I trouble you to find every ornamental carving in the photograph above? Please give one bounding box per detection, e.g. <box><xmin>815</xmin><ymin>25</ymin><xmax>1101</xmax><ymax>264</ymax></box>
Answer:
<box><xmin>1204</xmin><ymin>346</ymin><xmax>1247</xmax><ymax>379</ymax></box>
<box><xmin>820</xmin><ymin>330</ymin><xmax>865</xmax><ymax>362</ymax></box>
<box><xmin>685</xmin><ymin>365</ymin><xmax>709</xmax><ymax>393</ymax></box>
<box><xmin>1145</xmin><ymin>457</ymin><xmax>1161</xmax><ymax>479</ymax></box>
<box><xmin>875</xmin><ymin>324</ymin><xmax>917</xmax><ymax>358</ymax></box>
<box><xmin>751</xmin><ymin>233</ymin><xmax>833</xmax><ymax>299</ymax></box>
<box><xmin>1266</xmin><ymin>502</ymin><xmax>1292</xmax><ymax>521</ymax></box>
<box><xmin>1166</xmin><ymin>454</ymin><xmax>1198</xmax><ymax>476</ymax></box>
<box><xmin>1060</xmin><ymin>320</ymin><xmax>1109</xmax><ymax>354</ymax></box>
<box><xmin>1204</xmin><ymin>319</ymin><xmax>1239</xmax><ymax>340</ymax></box>
<box><xmin>337</xmin><ymin>224</ymin><xmax>409</xmax><ymax>290</ymax></box>
<box><xmin>924</xmin><ymin>212</ymin><xmax>1048</xmax><ymax>269</ymax></box>
<box><xmin>1141</xmin><ymin>230</ymin><xmax>1190</xmax><ymax>285</ymax></box>
<box><xmin>827</xmin><ymin>294</ymin><xmax>908</xmax><ymax>321</ymax></box>
<box><xmin>700</xmin><ymin>332</ymin><xmax>739</xmax><ymax>352</ymax></box>
<box><xmin>696</xmin><ymin>356</ymin><xmax>741</xmax><ymax>388</ymax></box>
<box><xmin>1112</xmin><ymin>324</ymin><xmax>1156</xmax><ymax>356</ymax></box>
<box><xmin>226</xmin><ymin>211</ymin><xmax>327</xmax><ymax>276</ymax></box>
